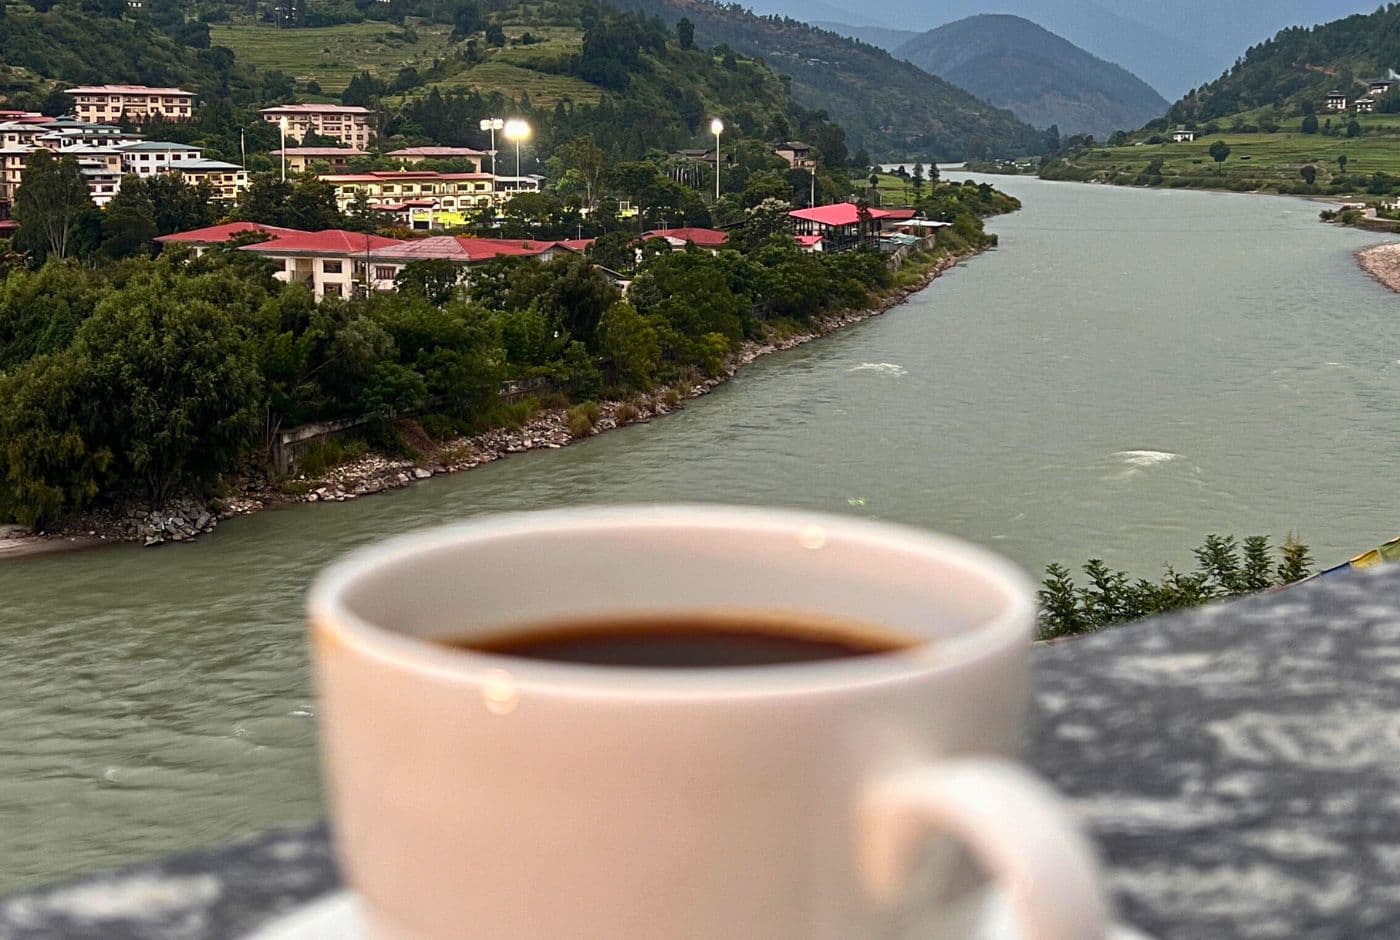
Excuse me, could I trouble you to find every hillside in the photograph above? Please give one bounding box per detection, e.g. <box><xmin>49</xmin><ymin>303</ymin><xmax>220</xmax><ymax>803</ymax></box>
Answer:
<box><xmin>1167</xmin><ymin>7</ymin><xmax>1400</xmax><ymax>124</ymax></box>
<box><xmin>809</xmin><ymin>21</ymin><xmax>917</xmax><ymax>53</ymax></box>
<box><xmin>608</xmin><ymin>0</ymin><xmax>1046</xmax><ymax>159</ymax></box>
<box><xmin>896</xmin><ymin>15</ymin><xmax>1168</xmax><ymax>140</ymax></box>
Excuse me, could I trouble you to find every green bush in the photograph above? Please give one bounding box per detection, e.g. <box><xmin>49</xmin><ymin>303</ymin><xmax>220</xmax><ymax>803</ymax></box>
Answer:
<box><xmin>566</xmin><ymin>401</ymin><xmax>601</xmax><ymax>438</ymax></box>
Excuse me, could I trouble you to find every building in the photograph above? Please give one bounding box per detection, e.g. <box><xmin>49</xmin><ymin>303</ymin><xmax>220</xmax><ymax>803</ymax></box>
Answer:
<box><xmin>773</xmin><ymin>141</ymin><xmax>814</xmax><ymax>169</ymax></box>
<box><xmin>386</xmin><ymin>146</ymin><xmax>486</xmax><ymax>166</ymax></box>
<box><xmin>0</xmin><ymin>147</ymin><xmax>30</xmax><ymax>213</ymax></box>
<box><xmin>270</xmin><ymin>148</ymin><xmax>365</xmax><ymax>174</ymax></box>
<box><xmin>318</xmin><ymin>170</ymin><xmax>531</xmax><ymax>223</ymax></box>
<box><xmin>1368</xmin><ymin>79</ymin><xmax>1395</xmax><ymax>96</ymax></box>
<box><xmin>155</xmin><ymin>221</ymin><xmax>304</xmax><ymax>256</ymax></box>
<box><xmin>788</xmin><ymin>203</ymin><xmax>893</xmax><ymax>251</ymax></box>
<box><xmin>795</xmin><ymin>234</ymin><xmax>824</xmax><ymax>253</ymax></box>
<box><xmin>639</xmin><ymin>227</ymin><xmax>729</xmax><ymax>251</ymax></box>
<box><xmin>366</xmin><ymin>236</ymin><xmax>584</xmax><ymax>281</ymax></box>
<box><xmin>175</xmin><ymin>159</ymin><xmax>249</xmax><ymax>201</ymax></box>
<box><xmin>239</xmin><ymin>229</ymin><xmax>406</xmax><ymax>299</ymax></box>
<box><xmin>1356</xmin><ymin>96</ymin><xmax>1376</xmax><ymax>113</ymax></box>
<box><xmin>77</xmin><ymin>160</ymin><xmax>121</xmax><ymax>206</ymax></box>
<box><xmin>261</xmin><ymin>104</ymin><xmax>375</xmax><ymax>150</ymax></box>
<box><xmin>117</xmin><ymin>140</ymin><xmax>203</xmax><ymax>176</ymax></box>
<box><xmin>371</xmin><ymin>200</ymin><xmax>440</xmax><ymax>231</ymax></box>
<box><xmin>33</xmin><ymin>119</ymin><xmax>141</xmax><ymax>149</ymax></box>
<box><xmin>1171</xmin><ymin>129</ymin><xmax>1196</xmax><ymax>143</ymax></box>
<box><xmin>65</xmin><ymin>85</ymin><xmax>195</xmax><ymax>124</ymax></box>
<box><xmin>0</xmin><ymin>110</ymin><xmax>51</xmax><ymax>125</ymax></box>
<box><xmin>1326</xmin><ymin>92</ymin><xmax>1348</xmax><ymax>111</ymax></box>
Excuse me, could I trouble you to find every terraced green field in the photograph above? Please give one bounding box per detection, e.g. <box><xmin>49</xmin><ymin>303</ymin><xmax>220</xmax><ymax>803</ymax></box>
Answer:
<box><xmin>211</xmin><ymin>22</ymin><xmax>456</xmax><ymax>95</ymax></box>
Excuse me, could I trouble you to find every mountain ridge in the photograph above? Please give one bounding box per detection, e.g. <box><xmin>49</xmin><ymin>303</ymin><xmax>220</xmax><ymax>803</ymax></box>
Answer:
<box><xmin>895</xmin><ymin>14</ymin><xmax>1169</xmax><ymax>140</ymax></box>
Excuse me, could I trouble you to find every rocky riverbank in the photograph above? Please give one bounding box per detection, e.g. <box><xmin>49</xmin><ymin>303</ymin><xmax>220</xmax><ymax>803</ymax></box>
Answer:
<box><xmin>1357</xmin><ymin>242</ymin><xmax>1400</xmax><ymax>293</ymax></box>
<box><xmin>0</xmin><ymin>251</ymin><xmax>970</xmax><ymax>557</ymax></box>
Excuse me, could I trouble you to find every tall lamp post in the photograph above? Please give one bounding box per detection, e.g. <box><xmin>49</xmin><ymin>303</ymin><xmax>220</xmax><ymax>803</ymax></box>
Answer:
<box><xmin>710</xmin><ymin>117</ymin><xmax>724</xmax><ymax>201</ymax></box>
<box><xmin>478</xmin><ymin>117</ymin><xmax>503</xmax><ymax>175</ymax></box>
<box><xmin>279</xmin><ymin>116</ymin><xmax>289</xmax><ymax>182</ymax></box>
<box><xmin>503</xmin><ymin>118</ymin><xmax>530</xmax><ymax>179</ymax></box>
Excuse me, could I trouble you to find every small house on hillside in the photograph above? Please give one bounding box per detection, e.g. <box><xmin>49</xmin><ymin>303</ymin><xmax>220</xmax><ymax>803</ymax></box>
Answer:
<box><xmin>1326</xmin><ymin>92</ymin><xmax>1348</xmax><ymax>111</ymax></box>
<box><xmin>1368</xmin><ymin>79</ymin><xmax>1396</xmax><ymax>96</ymax></box>
<box><xmin>1171</xmin><ymin>129</ymin><xmax>1196</xmax><ymax>143</ymax></box>
<box><xmin>1356</xmin><ymin>96</ymin><xmax>1376</xmax><ymax>113</ymax></box>
<box><xmin>773</xmin><ymin>141</ymin><xmax>814</xmax><ymax>169</ymax></box>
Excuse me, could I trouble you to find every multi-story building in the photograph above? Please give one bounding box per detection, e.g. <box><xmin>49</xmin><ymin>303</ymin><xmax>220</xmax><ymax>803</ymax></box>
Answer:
<box><xmin>270</xmin><ymin>147</ymin><xmax>365</xmax><ymax>174</ymax></box>
<box><xmin>386</xmin><ymin>146</ymin><xmax>486</xmax><ymax>166</ymax></box>
<box><xmin>175</xmin><ymin>159</ymin><xmax>250</xmax><ymax>201</ymax></box>
<box><xmin>238</xmin><ymin>229</ymin><xmax>406</xmax><ymax>300</ymax></box>
<box><xmin>0</xmin><ymin>147</ymin><xmax>30</xmax><ymax>216</ymax></box>
<box><xmin>118</xmin><ymin>140</ymin><xmax>203</xmax><ymax>176</ymax></box>
<box><xmin>36</xmin><ymin>119</ymin><xmax>142</xmax><ymax>149</ymax></box>
<box><xmin>260</xmin><ymin>104</ymin><xmax>375</xmax><ymax>150</ymax></box>
<box><xmin>318</xmin><ymin>170</ymin><xmax>519</xmax><ymax>224</ymax></box>
<box><xmin>65</xmin><ymin>85</ymin><xmax>195</xmax><ymax>124</ymax></box>
<box><xmin>155</xmin><ymin>221</ymin><xmax>304</xmax><ymax>257</ymax></box>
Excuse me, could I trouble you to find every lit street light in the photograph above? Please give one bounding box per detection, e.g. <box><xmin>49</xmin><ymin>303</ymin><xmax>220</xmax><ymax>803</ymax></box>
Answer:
<box><xmin>710</xmin><ymin>117</ymin><xmax>724</xmax><ymax>201</ymax></box>
<box><xmin>503</xmin><ymin>118</ymin><xmax>531</xmax><ymax>179</ymax></box>
<box><xmin>478</xmin><ymin>117</ymin><xmax>504</xmax><ymax>175</ymax></box>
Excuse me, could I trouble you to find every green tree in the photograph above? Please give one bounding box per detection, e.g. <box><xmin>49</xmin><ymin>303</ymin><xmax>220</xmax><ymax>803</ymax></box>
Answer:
<box><xmin>394</xmin><ymin>259</ymin><xmax>461</xmax><ymax>305</ymax></box>
<box><xmin>1300</xmin><ymin>164</ymin><xmax>1318</xmax><ymax>185</ymax></box>
<box><xmin>100</xmin><ymin>178</ymin><xmax>158</xmax><ymax>259</ymax></box>
<box><xmin>1209</xmin><ymin>140</ymin><xmax>1231</xmax><ymax>164</ymax></box>
<box><xmin>676</xmin><ymin>16</ymin><xmax>694</xmax><ymax>50</ymax></box>
<box><xmin>1347</xmin><ymin>119</ymin><xmax>1362</xmax><ymax>138</ymax></box>
<box><xmin>912</xmin><ymin>162</ymin><xmax>924</xmax><ymax>199</ymax></box>
<box><xmin>1301</xmin><ymin>114</ymin><xmax>1319</xmax><ymax>134</ymax></box>
<box><xmin>14</xmin><ymin>151</ymin><xmax>92</xmax><ymax>260</ymax></box>
<box><xmin>586</xmin><ymin>231</ymin><xmax>636</xmax><ymax>274</ymax></box>
<box><xmin>1339</xmin><ymin>153</ymin><xmax>1349</xmax><ymax>173</ymax></box>
<box><xmin>596</xmin><ymin>301</ymin><xmax>660</xmax><ymax>389</ymax></box>
<box><xmin>485</xmin><ymin>23</ymin><xmax>505</xmax><ymax>46</ymax></box>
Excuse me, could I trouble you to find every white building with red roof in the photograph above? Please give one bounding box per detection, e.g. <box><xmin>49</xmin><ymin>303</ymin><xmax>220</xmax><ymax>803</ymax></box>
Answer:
<box><xmin>788</xmin><ymin>203</ymin><xmax>894</xmax><ymax>250</ymax></box>
<box><xmin>65</xmin><ymin>85</ymin><xmax>195</xmax><ymax>124</ymax></box>
<box><xmin>270</xmin><ymin>147</ymin><xmax>365</xmax><ymax>173</ymax></box>
<box><xmin>640</xmin><ymin>227</ymin><xmax>729</xmax><ymax>251</ymax></box>
<box><xmin>386</xmin><ymin>146</ymin><xmax>487</xmax><ymax>166</ymax></box>
<box><xmin>238</xmin><ymin>229</ymin><xmax>406</xmax><ymax>299</ymax></box>
<box><xmin>154</xmin><ymin>222</ymin><xmax>305</xmax><ymax>256</ymax></box>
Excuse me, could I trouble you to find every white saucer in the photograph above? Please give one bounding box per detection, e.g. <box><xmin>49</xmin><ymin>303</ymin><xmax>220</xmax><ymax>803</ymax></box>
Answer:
<box><xmin>244</xmin><ymin>891</ymin><xmax>1155</xmax><ymax>940</ymax></box>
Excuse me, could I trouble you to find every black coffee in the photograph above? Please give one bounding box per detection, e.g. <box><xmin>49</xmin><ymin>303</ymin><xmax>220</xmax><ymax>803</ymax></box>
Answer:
<box><xmin>448</xmin><ymin>613</ymin><xmax>914</xmax><ymax>668</ymax></box>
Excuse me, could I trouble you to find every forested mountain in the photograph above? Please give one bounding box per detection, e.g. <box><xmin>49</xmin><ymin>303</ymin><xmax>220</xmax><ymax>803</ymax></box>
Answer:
<box><xmin>608</xmin><ymin>0</ymin><xmax>1047</xmax><ymax>159</ymax></box>
<box><xmin>1168</xmin><ymin>6</ymin><xmax>1400</xmax><ymax>124</ymax></box>
<box><xmin>896</xmin><ymin>15</ymin><xmax>1168</xmax><ymax>140</ymax></box>
<box><xmin>734</xmin><ymin>0</ymin><xmax>1382</xmax><ymax>101</ymax></box>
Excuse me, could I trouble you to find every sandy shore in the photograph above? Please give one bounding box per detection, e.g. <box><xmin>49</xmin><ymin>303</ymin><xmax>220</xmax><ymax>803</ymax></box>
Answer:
<box><xmin>1357</xmin><ymin>243</ymin><xmax>1400</xmax><ymax>293</ymax></box>
<box><xmin>0</xmin><ymin>250</ymin><xmax>975</xmax><ymax>560</ymax></box>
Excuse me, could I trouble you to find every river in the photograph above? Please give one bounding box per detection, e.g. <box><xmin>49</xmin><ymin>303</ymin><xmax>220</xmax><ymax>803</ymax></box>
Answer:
<box><xmin>1</xmin><ymin>176</ymin><xmax>1396</xmax><ymax>891</ymax></box>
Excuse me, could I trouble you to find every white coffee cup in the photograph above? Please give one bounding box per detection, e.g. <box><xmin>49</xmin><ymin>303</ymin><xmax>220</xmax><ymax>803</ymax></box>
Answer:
<box><xmin>308</xmin><ymin>505</ymin><xmax>1110</xmax><ymax>940</ymax></box>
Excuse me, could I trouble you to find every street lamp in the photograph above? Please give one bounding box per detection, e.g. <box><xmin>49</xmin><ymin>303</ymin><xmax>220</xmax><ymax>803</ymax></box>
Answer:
<box><xmin>503</xmin><ymin>118</ymin><xmax>530</xmax><ymax>178</ymax></box>
<box><xmin>279</xmin><ymin>116</ymin><xmax>289</xmax><ymax>182</ymax></box>
<box><xmin>478</xmin><ymin>117</ymin><xmax>503</xmax><ymax>175</ymax></box>
<box><xmin>710</xmin><ymin>117</ymin><xmax>724</xmax><ymax>201</ymax></box>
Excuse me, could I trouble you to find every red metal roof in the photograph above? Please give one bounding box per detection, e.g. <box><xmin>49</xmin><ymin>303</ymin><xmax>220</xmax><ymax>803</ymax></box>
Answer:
<box><xmin>259</xmin><ymin>104</ymin><xmax>372</xmax><ymax>115</ymax></box>
<box><xmin>788</xmin><ymin>203</ymin><xmax>894</xmax><ymax>227</ymax></box>
<box><xmin>557</xmin><ymin>238</ymin><xmax>596</xmax><ymax>252</ymax></box>
<box><xmin>641</xmin><ymin>227</ymin><xmax>729</xmax><ymax>247</ymax></box>
<box><xmin>795</xmin><ymin>235</ymin><xmax>823</xmax><ymax>247</ymax></box>
<box><xmin>371</xmin><ymin>237</ymin><xmax>582</xmax><ymax>263</ymax></box>
<box><xmin>155</xmin><ymin>222</ymin><xmax>304</xmax><ymax>245</ymax></box>
<box><xmin>882</xmin><ymin>208</ymin><xmax>917</xmax><ymax>221</ymax></box>
<box><xmin>240</xmin><ymin>229</ymin><xmax>405</xmax><ymax>255</ymax></box>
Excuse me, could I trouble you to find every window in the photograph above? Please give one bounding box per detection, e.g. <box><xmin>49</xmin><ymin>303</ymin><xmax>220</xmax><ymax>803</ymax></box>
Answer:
<box><xmin>323</xmin><ymin>283</ymin><xmax>342</xmax><ymax>297</ymax></box>
<box><xmin>375</xmin><ymin>266</ymin><xmax>395</xmax><ymax>281</ymax></box>
<box><xmin>322</xmin><ymin>260</ymin><xmax>343</xmax><ymax>274</ymax></box>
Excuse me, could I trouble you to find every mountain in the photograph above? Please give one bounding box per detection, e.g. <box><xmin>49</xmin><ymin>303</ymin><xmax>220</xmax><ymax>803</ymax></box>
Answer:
<box><xmin>809</xmin><ymin>21</ymin><xmax>918</xmax><ymax>53</ymax></box>
<box><xmin>1166</xmin><ymin>5</ymin><xmax>1400</xmax><ymax>124</ymax></box>
<box><xmin>730</xmin><ymin>0</ymin><xmax>1380</xmax><ymax>100</ymax></box>
<box><xmin>610</xmin><ymin>0</ymin><xmax>1047</xmax><ymax>159</ymax></box>
<box><xmin>895</xmin><ymin>15</ymin><xmax>1169</xmax><ymax>140</ymax></box>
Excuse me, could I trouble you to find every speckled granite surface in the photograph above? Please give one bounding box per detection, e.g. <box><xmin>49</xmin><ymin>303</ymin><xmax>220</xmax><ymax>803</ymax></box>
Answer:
<box><xmin>3</xmin><ymin>565</ymin><xmax>1399</xmax><ymax>940</ymax></box>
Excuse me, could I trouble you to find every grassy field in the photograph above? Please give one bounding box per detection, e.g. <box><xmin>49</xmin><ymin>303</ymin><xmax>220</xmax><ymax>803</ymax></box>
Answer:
<box><xmin>212</xmin><ymin>20</ymin><xmax>599</xmax><ymax>106</ymax></box>
<box><xmin>210</xmin><ymin>22</ymin><xmax>456</xmax><ymax>95</ymax></box>
<box><xmin>1060</xmin><ymin>129</ymin><xmax>1400</xmax><ymax>190</ymax></box>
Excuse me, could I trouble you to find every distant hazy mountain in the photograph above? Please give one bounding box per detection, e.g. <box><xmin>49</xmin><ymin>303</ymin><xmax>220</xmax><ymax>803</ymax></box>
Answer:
<box><xmin>895</xmin><ymin>15</ymin><xmax>1169</xmax><ymax>139</ymax></box>
<box><xmin>810</xmin><ymin>21</ymin><xmax>918</xmax><ymax>52</ymax></box>
<box><xmin>735</xmin><ymin>0</ymin><xmax>1379</xmax><ymax>99</ymax></box>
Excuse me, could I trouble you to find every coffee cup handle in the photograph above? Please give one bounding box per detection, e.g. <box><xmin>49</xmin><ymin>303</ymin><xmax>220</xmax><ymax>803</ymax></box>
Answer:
<box><xmin>859</xmin><ymin>758</ymin><xmax>1111</xmax><ymax>940</ymax></box>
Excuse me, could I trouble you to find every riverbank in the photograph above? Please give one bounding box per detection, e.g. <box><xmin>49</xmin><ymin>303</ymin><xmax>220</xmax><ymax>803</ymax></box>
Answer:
<box><xmin>1357</xmin><ymin>242</ymin><xmax>1400</xmax><ymax>293</ymax></box>
<box><xmin>0</xmin><ymin>250</ymin><xmax>975</xmax><ymax>560</ymax></box>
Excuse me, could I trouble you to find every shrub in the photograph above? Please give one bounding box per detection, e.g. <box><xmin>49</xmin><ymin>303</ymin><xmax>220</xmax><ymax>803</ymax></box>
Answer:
<box><xmin>566</xmin><ymin>401</ymin><xmax>600</xmax><ymax>438</ymax></box>
<box><xmin>614</xmin><ymin>402</ymin><xmax>642</xmax><ymax>424</ymax></box>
